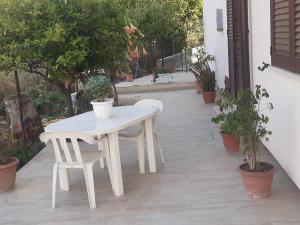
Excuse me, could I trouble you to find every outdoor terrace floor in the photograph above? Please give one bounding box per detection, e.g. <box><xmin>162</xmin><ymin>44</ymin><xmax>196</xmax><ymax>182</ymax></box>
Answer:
<box><xmin>1</xmin><ymin>89</ymin><xmax>300</xmax><ymax>225</ymax></box>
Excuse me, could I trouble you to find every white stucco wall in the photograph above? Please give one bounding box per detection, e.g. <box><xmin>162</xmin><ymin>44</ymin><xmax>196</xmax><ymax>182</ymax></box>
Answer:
<box><xmin>204</xmin><ymin>0</ymin><xmax>300</xmax><ymax>188</ymax></box>
<box><xmin>203</xmin><ymin>0</ymin><xmax>229</xmax><ymax>89</ymax></box>
<box><xmin>249</xmin><ymin>0</ymin><xmax>300</xmax><ymax>188</ymax></box>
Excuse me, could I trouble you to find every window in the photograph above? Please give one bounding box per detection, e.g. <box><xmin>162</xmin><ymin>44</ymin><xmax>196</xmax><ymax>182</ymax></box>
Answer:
<box><xmin>270</xmin><ymin>0</ymin><xmax>300</xmax><ymax>73</ymax></box>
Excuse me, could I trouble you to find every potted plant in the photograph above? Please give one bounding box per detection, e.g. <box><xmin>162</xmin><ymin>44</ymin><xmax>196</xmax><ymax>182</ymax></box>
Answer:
<box><xmin>86</xmin><ymin>75</ymin><xmax>113</xmax><ymax>119</ymax></box>
<box><xmin>153</xmin><ymin>67</ymin><xmax>172</xmax><ymax>83</ymax></box>
<box><xmin>201</xmin><ymin>69</ymin><xmax>216</xmax><ymax>104</ymax></box>
<box><xmin>212</xmin><ymin>90</ymin><xmax>240</xmax><ymax>152</ymax></box>
<box><xmin>0</xmin><ymin>129</ymin><xmax>19</xmax><ymax>192</ymax></box>
<box><xmin>189</xmin><ymin>67</ymin><xmax>203</xmax><ymax>93</ymax></box>
<box><xmin>192</xmin><ymin>49</ymin><xmax>216</xmax><ymax>103</ymax></box>
<box><xmin>236</xmin><ymin>85</ymin><xmax>275</xmax><ymax>198</ymax></box>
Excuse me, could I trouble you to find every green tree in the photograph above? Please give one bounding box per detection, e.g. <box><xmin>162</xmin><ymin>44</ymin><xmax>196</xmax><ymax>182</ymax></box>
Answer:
<box><xmin>119</xmin><ymin>0</ymin><xmax>203</xmax><ymax>70</ymax></box>
<box><xmin>0</xmin><ymin>0</ymin><xmax>128</xmax><ymax>115</ymax></box>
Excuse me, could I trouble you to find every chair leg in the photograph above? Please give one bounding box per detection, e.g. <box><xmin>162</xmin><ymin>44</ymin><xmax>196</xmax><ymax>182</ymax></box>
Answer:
<box><xmin>136</xmin><ymin>135</ymin><xmax>145</xmax><ymax>174</ymax></box>
<box><xmin>98</xmin><ymin>141</ymin><xmax>106</xmax><ymax>168</ymax></box>
<box><xmin>58</xmin><ymin>168</ymin><xmax>70</xmax><ymax>191</ymax></box>
<box><xmin>99</xmin><ymin>158</ymin><xmax>105</xmax><ymax>169</ymax></box>
<box><xmin>52</xmin><ymin>163</ymin><xmax>58</xmax><ymax>209</ymax></box>
<box><xmin>83</xmin><ymin>164</ymin><xmax>96</xmax><ymax>209</ymax></box>
<box><xmin>154</xmin><ymin>132</ymin><xmax>165</xmax><ymax>164</ymax></box>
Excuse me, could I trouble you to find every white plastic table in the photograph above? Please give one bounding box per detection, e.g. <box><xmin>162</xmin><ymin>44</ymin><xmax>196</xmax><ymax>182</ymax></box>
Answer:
<box><xmin>45</xmin><ymin>105</ymin><xmax>157</xmax><ymax>196</ymax></box>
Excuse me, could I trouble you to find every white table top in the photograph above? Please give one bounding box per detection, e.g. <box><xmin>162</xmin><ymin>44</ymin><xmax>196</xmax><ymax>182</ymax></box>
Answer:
<box><xmin>45</xmin><ymin>105</ymin><xmax>157</xmax><ymax>136</ymax></box>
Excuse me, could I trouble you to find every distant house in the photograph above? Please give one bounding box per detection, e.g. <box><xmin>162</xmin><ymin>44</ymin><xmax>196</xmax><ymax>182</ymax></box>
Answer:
<box><xmin>203</xmin><ymin>0</ymin><xmax>300</xmax><ymax>188</ymax></box>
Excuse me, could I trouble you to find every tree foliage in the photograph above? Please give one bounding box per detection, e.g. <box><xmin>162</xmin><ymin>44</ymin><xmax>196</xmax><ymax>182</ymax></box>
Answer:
<box><xmin>0</xmin><ymin>0</ymin><xmax>129</xmax><ymax>114</ymax></box>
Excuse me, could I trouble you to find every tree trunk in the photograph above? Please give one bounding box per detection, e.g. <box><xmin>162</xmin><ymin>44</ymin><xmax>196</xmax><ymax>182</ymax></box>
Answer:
<box><xmin>5</xmin><ymin>95</ymin><xmax>44</xmax><ymax>142</ymax></box>
<box><xmin>14</xmin><ymin>70</ymin><xmax>27</xmax><ymax>143</ymax></box>
<box><xmin>111</xmin><ymin>83</ymin><xmax>119</xmax><ymax>106</ymax></box>
<box><xmin>161</xmin><ymin>39</ymin><xmax>165</xmax><ymax>68</ymax></box>
<box><xmin>62</xmin><ymin>88</ymin><xmax>74</xmax><ymax>116</ymax></box>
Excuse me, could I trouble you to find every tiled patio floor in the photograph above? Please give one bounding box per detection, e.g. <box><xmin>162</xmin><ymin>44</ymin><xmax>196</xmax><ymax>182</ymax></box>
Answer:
<box><xmin>1</xmin><ymin>90</ymin><xmax>300</xmax><ymax>225</ymax></box>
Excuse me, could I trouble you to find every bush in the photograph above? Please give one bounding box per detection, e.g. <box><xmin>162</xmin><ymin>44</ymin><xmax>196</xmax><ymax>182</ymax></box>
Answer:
<box><xmin>23</xmin><ymin>85</ymin><xmax>66</xmax><ymax>116</ymax></box>
<box><xmin>0</xmin><ymin>72</ymin><xmax>15</xmax><ymax>118</ymax></box>
<box><xmin>11</xmin><ymin>142</ymin><xmax>44</xmax><ymax>170</ymax></box>
<box><xmin>212</xmin><ymin>89</ymin><xmax>239</xmax><ymax>136</ymax></box>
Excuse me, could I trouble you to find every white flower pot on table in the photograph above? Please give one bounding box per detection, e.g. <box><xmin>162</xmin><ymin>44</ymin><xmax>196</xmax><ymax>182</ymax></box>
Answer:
<box><xmin>91</xmin><ymin>98</ymin><xmax>113</xmax><ymax>119</ymax></box>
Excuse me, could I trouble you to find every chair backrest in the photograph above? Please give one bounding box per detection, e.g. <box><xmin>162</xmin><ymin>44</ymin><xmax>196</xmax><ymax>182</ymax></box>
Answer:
<box><xmin>134</xmin><ymin>99</ymin><xmax>164</xmax><ymax>115</ymax></box>
<box><xmin>40</xmin><ymin>132</ymin><xmax>98</xmax><ymax>164</ymax></box>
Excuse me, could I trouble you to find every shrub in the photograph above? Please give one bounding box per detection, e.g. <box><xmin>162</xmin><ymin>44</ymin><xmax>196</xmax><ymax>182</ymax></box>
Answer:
<box><xmin>23</xmin><ymin>85</ymin><xmax>66</xmax><ymax>116</ymax></box>
<box><xmin>235</xmin><ymin>85</ymin><xmax>273</xmax><ymax>171</ymax></box>
<box><xmin>12</xmin><ymin>142</ymin><xmax>44</xmax><ymax>170</ymax></box>
<box><xmin>212</xmin><ymin>89</ymin><xmax>239</xmax><ymax>136</ymax></box>
<box><xmin>0</xmin><ymin>129</ymin><xmax>16</xmax><ymax>165</ymax></box>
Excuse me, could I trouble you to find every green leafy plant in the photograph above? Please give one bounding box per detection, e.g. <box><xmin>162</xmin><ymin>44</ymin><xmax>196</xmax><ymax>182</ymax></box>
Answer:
<box><xmin>0</xmin><ymin>129</ymin><xmax>16</xmax><ymax>165</ymax></box>
<box><xmin>235</xmin><ymin>85</ymin><xmax>273</xmax><ymax>171</ymax></box>
<box><xmin>154</xmin><ymin>67</ymin><xmax>172</xmax><ymax>76</ymax></box>
<box><xmin>11</xmin><ymin>142</ymin><xmax>44</xmax><ymax>170</ymax></box>
<box><xmin>0</xmin><ymin>0</ymin><xmax>129</xmax><ymax>115</ymax></box>
<box><xmin>201</xmin><ymin>72</ymin><xmax>216</xmax><ymax>92</ymax></box>
<box><xmin>192</xmin><ymin>48</ymin><xmax>215</xmax><ymax>91</ymax></box>
<box><xmin>85</xmin><ymin>75</ymin><xmax>112</xmax><ymax>102</ymax></box>
<box><xmin>212</xmin><ymin>89</ymin><xmax>239</xmax><ymax>136</ymax></box>
<box><xmin>23</xmin><ymin>85</ymin><xmax>66</xmax><ymax>117</ymax></box>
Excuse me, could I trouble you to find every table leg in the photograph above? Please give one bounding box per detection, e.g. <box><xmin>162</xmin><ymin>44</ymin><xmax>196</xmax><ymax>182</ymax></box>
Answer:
<box><xmin>145</xmin><ymin>118</ymin><xmax>157</xmax><ymax>173</ymax></box>
<box><xmin>108</xmin><ymin>131</ymin><xmax>124</xmax><ymax>196</ymax></box>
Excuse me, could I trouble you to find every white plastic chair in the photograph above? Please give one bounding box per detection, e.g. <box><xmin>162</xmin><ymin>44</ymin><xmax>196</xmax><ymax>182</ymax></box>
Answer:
<box><xmin>40</xmin><ymin>132</ymin><xmax>112</xmax><ymax>209</ymax></box>
<box><xmin>119</xmin><ymin>99</ymin><xmax>165</xmax><ymax>174</ymax></box>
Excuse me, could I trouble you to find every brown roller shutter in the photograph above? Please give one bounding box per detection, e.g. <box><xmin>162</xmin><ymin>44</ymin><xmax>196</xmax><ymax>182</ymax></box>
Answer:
<box><xmin>271</xmin><ymin>0</ymin><xmax>295</xmax><ymax>71</ymax></box>
<box><xmin>295</xmin><ymin>0</ymin><xmax>300</xmax><ymax>73</ymax></box>
<box><xmin>227</xmin><ymin>0</ymin><xmax>250</xmax><ymax>96</ymax></box>
<box><xmin>227</xmin><ymin>0</ymin><xmax>236</xmax><ymax>95</ymax></box>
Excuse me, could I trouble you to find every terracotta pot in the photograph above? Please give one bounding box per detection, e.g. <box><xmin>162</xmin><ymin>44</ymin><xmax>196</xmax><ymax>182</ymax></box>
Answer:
<box><xmin>202</xmin><ymin>91</ymin><xmax>216</xmax><ymax>104</ymax></box>
<box><xmin>125</xmin><ymin>74</ymin><xmax>134</xmax><ymax>82</ymax></box>
<box><xmin>195</xmin><ymin>81</ymin><xmax>203</xmax><ymax>93</ymax></box>
<box><xmin>220</xmin><ymin>133</ymin><xmax>240</xmax><ymax>153</ymax></box>
<box><xmin>238</xmin><ymin>162</ymin><xmax>276</xmax><ymax>198</ymax></box>
<box><xmin>0</xmin><ymin>157</ymin><xmax>19</xmax><ymax>192</ymax></box>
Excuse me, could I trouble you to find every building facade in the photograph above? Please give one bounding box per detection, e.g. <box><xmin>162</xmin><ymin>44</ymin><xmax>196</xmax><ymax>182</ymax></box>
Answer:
<box><xmin>204</xmin><ymin>0</ymin><xmax>300</xmax><ymax>188</ymax></box>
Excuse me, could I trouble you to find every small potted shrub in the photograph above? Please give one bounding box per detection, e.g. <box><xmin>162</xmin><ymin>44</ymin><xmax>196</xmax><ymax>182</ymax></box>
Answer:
<box><xmin>192</xmin><ymin>49</ymin><xmax>216</xmax><ymax>103</ymax></box>
<box><xmin>192</xmin><ymin>48</ymin><xmax>215</xmax><ymax>96</ymax></box>
<box><xmin>86</xmin><ymin>75</ymin><xmax>113</xmax><ymax>119</ymax></box>
<box><xmin>0</xmin><ymin>129</ymin><xmax>19</xmax><ymax>192</ymax></box>
<box><xmin>153</xmin><ymin>67</ymin><xmax>172</xmax><ymax>83</ymax></box>
<box><xmin>212</xmin><ymin>90</ymin><xmax>240</xmax><ymax>152</ymax></box>
<box><xmin>201</xmin><ymin>70</ymin><xmax>216</xmax><ymax>104</ymax></box>
<box><xmin>189</xmin><ymin>67</ymin><xmax>203</xmax><ymax>93</ymax></box>
<box><xmin>236</xmin><ymin>85</ymin><xmax>275</xmax><ymax>198</ymax></box>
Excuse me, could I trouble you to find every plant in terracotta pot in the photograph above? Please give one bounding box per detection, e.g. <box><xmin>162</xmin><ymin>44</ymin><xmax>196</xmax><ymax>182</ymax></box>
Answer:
<box><xmin>212</xmin><ymin>90</ymin><xmax>240</xmax><ymax>152</ymax></box>
<box><xmin>201</xmin><ymin>70</ymin><xmax>216</xmax><ymax>104</ymax></box>
<box><xmin>192</xmin><ymin>48</ymin><xmax>215</xmax><ymax>96</ymax></box>
<box><xmin>86</xmin><ymin>75</ymin><xmax>113</xmax><ymax>119</ymax></box>
<box><xmin>235</xmin><ymin>85</ymin><xmax>275</xmax><ymax>198</ymax></box>
<box><xmin>0</xmin><ymin>129</ymin><xmax>19</xmax><ymax>192</ymax></box>
<box><xmin>153</xmin><ymin>67</ymin><xmax>172</xmax><ymax>83</ymax></box>
<box><xmin>189</xmin><ymin>67</ymin><xmax>203</xmax><ymax>93</ymax></box>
